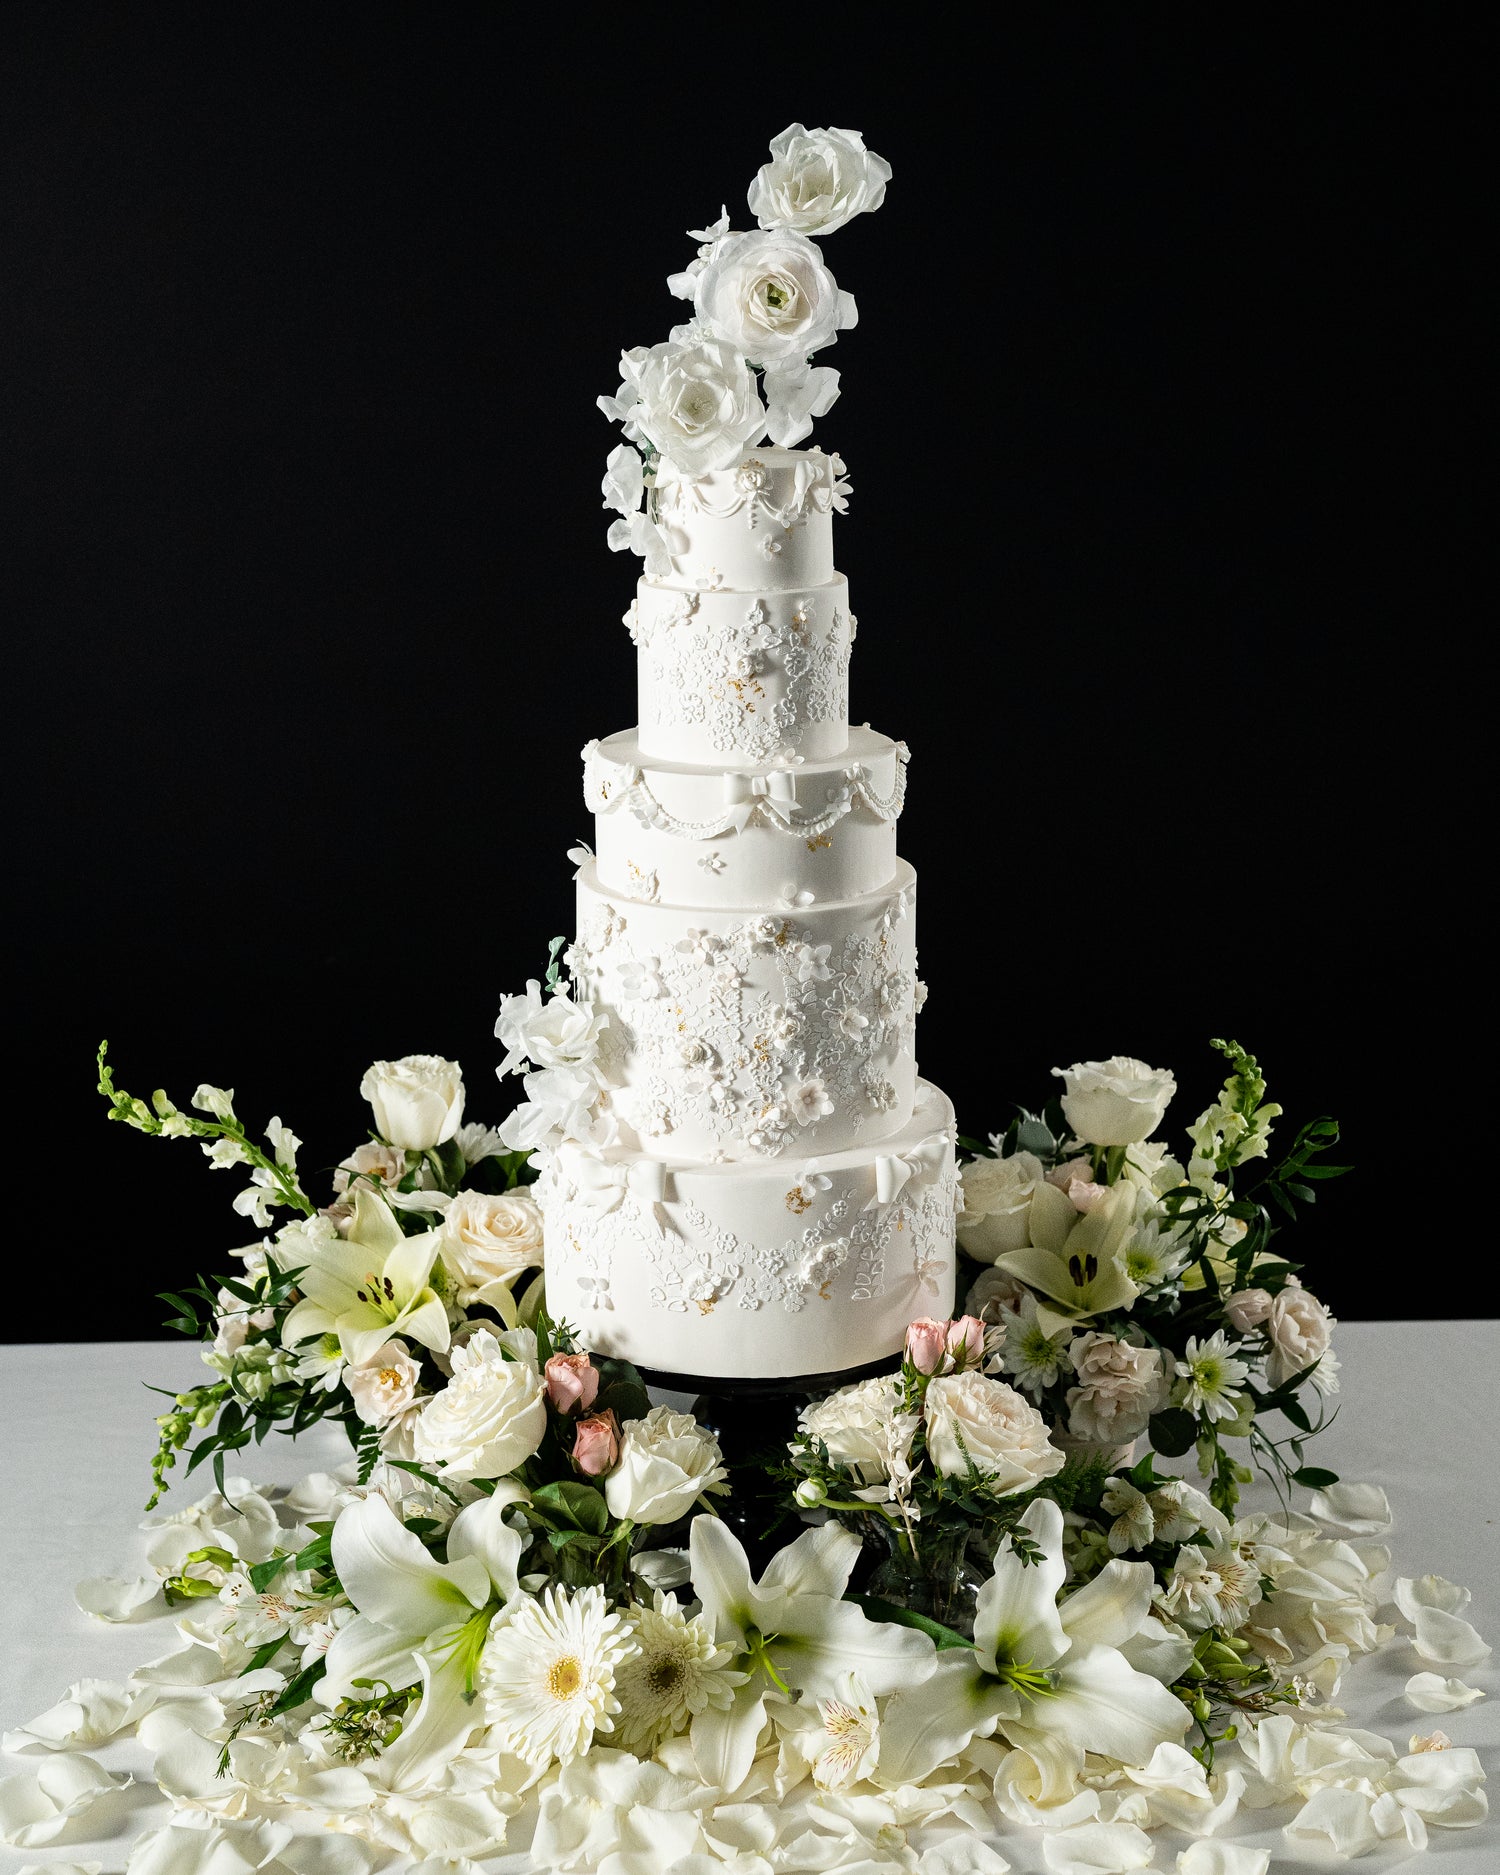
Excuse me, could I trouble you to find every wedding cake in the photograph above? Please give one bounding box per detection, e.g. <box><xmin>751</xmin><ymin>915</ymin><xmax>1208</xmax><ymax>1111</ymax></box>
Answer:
<box><xmin>496</xmin><ymin>130</ymin><xmax>957</xmax><ymax>1379</ymax></box>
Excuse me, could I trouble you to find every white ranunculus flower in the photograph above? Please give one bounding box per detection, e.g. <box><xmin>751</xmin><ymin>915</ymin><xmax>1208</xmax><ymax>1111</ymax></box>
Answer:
<box><xmin>923</xmin><ymin>1371</ymin><xmax>1066</xmax><ymax>1492</ymax></box>
<box><xmin>956</xmin><ymin>1150</ymin><xmax>1047</xmax><ymax>1263</ymax></box>
<box><xmin>360</xmin><ymin>1054</ymin><xmax>465</xmax><ymax>1151</ymax></box>
<box><xmin>748</xmin><ymin>123</ymin><xmax>892</xmax><ymax>235</ymax></box>
<box><xmin>762</xmin><ymin>357</ymin><xmax>841</xmax><ymax>447</ymax></box>
<box><xmin>1051</xmin><ymin>1057</ymin><xmax>1178</xmax><ymax>1147</ymax></box>
<box><xmin>1064</xmin><ymin>1332</ymin><xmax>1169</xmax><ymax>1445</ymax></box>
<box><xmin>411</xmin><ymin>1328</ymin><xmax>546</xmax><ymax>1480</ymax></box>
<box><xmin>603</xmin><ymin>1406</ymin><xmax>728</xmax><ymax>1526</ymax></box>
<box><xmin>692</xmin><ymin>228</ymin><xmax>855</xmax><ymax>365</ymax></box>
<box><xmin>600</xmin><ymin>337</ymin><xmax>766</xmax><ymax>478</ymax></box>
<box><xmin>798</xmin><ymin>1376</ymin><xmax>918</xmax><ymax>1495</ymax></box>
<box><xmin>441</xmin><ymin>1188</ymin><xmax>545</xmax><ymax>1307</ymax></box>
<box><xmin>495</xmin><ymin>980</ymin><xmax>609</xmax><ymax>1079</ymax></box>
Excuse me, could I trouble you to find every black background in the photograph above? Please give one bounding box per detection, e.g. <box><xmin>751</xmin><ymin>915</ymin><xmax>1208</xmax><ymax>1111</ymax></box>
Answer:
<box><xmin>6</xmin><ymin>9</ymin><xmax>1487</xmax><ymax>1339</ymax></box>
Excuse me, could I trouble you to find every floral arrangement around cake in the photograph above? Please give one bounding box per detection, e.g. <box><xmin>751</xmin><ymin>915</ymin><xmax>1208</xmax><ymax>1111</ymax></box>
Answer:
<box><xmin>2</xmin><ymin>125</ymin><xmax>1490</xmax><ymax>1875</ymax></box>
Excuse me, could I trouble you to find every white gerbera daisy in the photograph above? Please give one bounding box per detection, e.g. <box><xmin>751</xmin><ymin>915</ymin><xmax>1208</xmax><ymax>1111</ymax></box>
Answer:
<box><xmin>997</xmin><ymin>1293</ymin><xmax>1073</xmax><ymax>1400</ymax></box>
<box><xmin>1176</xmin><ymin>1330</ymin><xmax>1250</xmax><ymax>1422</ymax></box>
<box><xmin>480</xmin><ymin>1584</ymin><xmax>635</xmax><ymax>1766</ymax></box>
<box><xmin>611</xmin><ymin>1591</ymin><xmax>746</xmax><ymax>1755</ymax></box>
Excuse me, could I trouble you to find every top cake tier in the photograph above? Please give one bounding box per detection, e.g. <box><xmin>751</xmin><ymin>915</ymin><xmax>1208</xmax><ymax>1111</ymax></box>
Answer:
<box><xmin>649</xmin><ymin>446</ymin><xmax>847</xmax><ymax>593</ymax></box>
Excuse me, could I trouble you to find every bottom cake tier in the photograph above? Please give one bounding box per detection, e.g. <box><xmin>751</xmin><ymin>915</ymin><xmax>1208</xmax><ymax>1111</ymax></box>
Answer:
<box><xmin>539</xmin><ymin>1079</ymin><xmax>958</xmax><ymax>1380</ymax></box>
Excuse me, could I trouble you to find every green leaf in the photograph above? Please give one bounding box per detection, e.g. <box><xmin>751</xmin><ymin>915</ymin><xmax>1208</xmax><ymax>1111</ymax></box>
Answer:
<box><xmin>1149</xmin><ymin>1409</ymin><xmax>1199</xmax><ymax>1458</ymax></box>
<box><xmin>1293</xmin><ymin>1466</ymin><xmax>1339</xmax><ymax>1488</ymax></box>
<box><xmin>294</xmin><ymin>1530</ymin><xmax>334</xmax><ymax>1575</ymax></box>
<box><xmin>530</xmin><ymin>1480</ymin><xmax>609</xmax><ymax>1536</ymax></box>
<box><xmin>1279</xmin><ymin>1396</ymin><xmax>1313</xmax><ymax>1433</ymax></box>
<box><xmin>268</xmin><ymin>1658</ymin><xmax>326</xmax><ymax>1715</ymax></box>
<box><xmin>240</xmin><ymin>1637</ymin><xmax>285</xmax><ymax>1676</ymax></box>
<box><xmin>247</xmin><ymin>1554</ymin><xmax>286</xmax><ymax>1593</ymax></box>
<box><xmin>384</xmin><ymin>1458</ymin><xmax>463</xmax><ymax>1505</ymax></box>
<box><xmin>845</xmin><ymin>1593</ymin><xmax>974</xmax><ymax>1651</ymax></box>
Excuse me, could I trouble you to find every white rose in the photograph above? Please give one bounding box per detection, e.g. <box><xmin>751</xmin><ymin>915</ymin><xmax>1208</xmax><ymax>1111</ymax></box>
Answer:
<box><xmin>360</xmin><ymin>1055</ymin><xmax>465</xmax><ymax>1151</ymax></box>
<box><xmin>956</xmin><ymin>1151</ymin><xmax>1046</xmax><ymax>1263</ymax></box>
<box><xmin>692</xmin><ymin>229</ymin><xmax>855</xmax><ymax>365</ymax></box>
<box><xmin>1262</xmin><ymin>1281</ymin><xmax>1336</xmax><ymax>1389</ymax></box>
<box><xmin>346</xmin><ymin>1339</ymin><xmax>421</xmax><ymax>1429</ymax></box>
<box><xmin>1064</xmin><ymin>1332</ymin><xmax>1169</xmax><ymax>1445</ymax></box>
<box><xmin>1051</xmin><ymin>1056</ymin><xmax>1178</xmax><ymax>1147</ymax></box>
<box><xmin>798</xmin><ymin>1376</ymin><xmax>914</xmax><ymax>1488</ymax></box>
<box><xmin>603</xmin><ymin>1406</ymin><xmax>728</xmax><ymax>1526</ymax></box>
<box><xmin>411</xmin><ymin>1329</ymin><xmax>546</xmax><ymax>1480</ymax></box>
<box><xmin>333</xmin><ymin>1141</ymin><xmax>408</xmax><ymax>1196</ymax></box>
<box><xmin>495</xmin><ymin>980</ymin><xmax>609</xmax><ymax>1078</ymax></box>
<box><xmin>748</xmin><ymin>123</ymin><xmax>892</xmax><ymax>236</ymax></box>
<box><xmin>964</xmin><ymin>1264</ymin><xmax>1030</xmax><ymax>1324</ymax></box>
<box><xmin>923</xmin><ymin>1372</ymin><xmax>1066</xmax><ymax>1493</ymax></box>
<box><xmin>442</xmin><ymin>1189</ymin><xmax>544</xmax><ymax>1307</ymax></box>
<box><xmin>601</xmin><ymin>337</ymin><xmax>766</xmax><ymax>478</ymax></box>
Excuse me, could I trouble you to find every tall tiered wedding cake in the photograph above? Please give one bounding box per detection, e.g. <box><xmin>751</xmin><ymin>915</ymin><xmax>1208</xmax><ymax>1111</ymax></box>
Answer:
<box><xmin>498</xmin><ymin>132</ymin><xmax>959</xmax><ymax>1380</ymax></box>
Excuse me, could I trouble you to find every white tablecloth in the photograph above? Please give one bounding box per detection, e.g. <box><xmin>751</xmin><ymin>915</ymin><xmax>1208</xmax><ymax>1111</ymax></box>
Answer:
<box><xmin>2</xmin><ymin>1323</ymin><xmax>1496</xmax><ymax>1871</ymax></box>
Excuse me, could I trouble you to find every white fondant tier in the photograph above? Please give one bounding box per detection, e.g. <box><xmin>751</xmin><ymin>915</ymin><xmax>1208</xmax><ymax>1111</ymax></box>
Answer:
<box><xmin>540</xmin><ymin>1078</ymin><xmax>958</xmax><ymax>1380</ymax></box>
<box><xmin>572</xmin><ymin>859</ymin><xmax>921</xmax><ymax>1163</ymax></box>
<box><xmin>650</xmin><ymin>446</ymin><xmax>848</xmax><ymax>593</ymax></box>
<box><xmin>632</xmin><ymin>578</ymin><xmax>851</xmax><ymax>767</ymax></box>
<box><xmin>585</xmin><ymin>727</ymin><xmax>907</xmax><ymax>911</ymax></box>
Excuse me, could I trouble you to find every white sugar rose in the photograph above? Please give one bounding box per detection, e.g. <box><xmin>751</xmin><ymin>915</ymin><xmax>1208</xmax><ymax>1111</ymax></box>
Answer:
<box><xmin>495</xmin><ymin>980</ymin><xmax>609</xmax><ymax>1079</ymax></box>
<box><xmin>798</xmin><ymin>1376</ymin><xmax>916</xmax><ymax>1490</ymax></box>
<box><xmin>360</xmin><ymin>1054</ymin><xmax>465</xmax><ymax>1151</ymax></box>
<box><xmin>411</xmin><ymin>1329</ymin><xmax>546</xmax><ymax>1480</ymax></box>
<box><xmin>923</xmin><ymin>1371</ymin><xmax>1066</xmax><ymax>1493</ymax></box>
<box><xmin>603</xmin><ymin>1405</ymin><xmax>728</xmax><ymax>1525</ymax></box>
<box><xmin>1052</xmin><ymin>1056</ymin><xmax>1177</xmax><ymax>1147</ymax></box>
<box><xmin>1262</xmin><ymin>1280</ymin><xmax>1337</xmax><ymax>1389</ymax></box>
<box><xmin>1064</xmin><ymin>1331</ymin><xmax>1169</xmax><ymax>1445</ymax></box>
<box><xmin>692</xmin><ymin>229</ymin><xmax>855</xmax><ymax>366</ymax></box>
<box><xmin>442</xmin><ymin>1189</ymin><xmax>545</xmax><ymax>1307</ymax></box>
<box><xmin>600</xmin><ymin>337</ymin><xmax>766</xmax><ymax>478</ymax></box>
<box><xmin>748</xmin><ymin>123</ymin><xmax>891</xmax><ymax>236</ymax></box>
<box><xmin>956</xmin><ymin>1150</ymin><xmax>1046</xmax><ymax>1263</ymax></box>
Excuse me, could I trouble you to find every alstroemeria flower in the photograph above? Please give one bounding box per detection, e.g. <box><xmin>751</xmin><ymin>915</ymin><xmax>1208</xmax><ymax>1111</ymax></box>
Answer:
<box><xmin>281</xmin><ymin>1187</ymin><xmax>450</xmax><ymax>1369</ymax></box>
<box><xmin>996</xmin><ymin>1182</ymin><xmax>1140</xmax><ymax>1330</ymax></box>
<box><xmin>876</xmin><ymin>1498</ymin><xmax>1189</xmax><ymax>1785</ymax></box>
<box><xmin>687</xmin><ymin>1516</ymin><xmax>935</xmax><ymax>1794</ymax></box>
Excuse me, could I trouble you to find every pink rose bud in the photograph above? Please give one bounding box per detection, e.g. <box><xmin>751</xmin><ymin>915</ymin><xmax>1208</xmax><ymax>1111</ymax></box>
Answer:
<box><xmin>1065</xmin><ymin>1178</ymin><xmax>1112</xmax><ymax>1213</ymax></box>
<box><xmin>545</xmin><ymin>1351</ymin><xmax>600</xmax><ymax>1414</ymax></box>
<box><xmin>1224</xmin><ymin>1288</ymin><xmax>1274</xmax><ymax>1333</ymax></box>
<box><xmin>1047</xmin><ymin>1155</ymin><xmax>1095</xmax><ymax>1191</ymax></box>
<box><xmin>945</xmin><ymin>1316</ymin><xmax>988</xmax><ymax>1370</ymax></box>
<box><xmin>571</xmin><ymin>1409</ymin><xmax>620</xmax><ymax>1477</ymax></box>
<box><xmin>905</xmin><ymin>1317</ymin><xmax>950</xmax><ymax>1376</ymax></box>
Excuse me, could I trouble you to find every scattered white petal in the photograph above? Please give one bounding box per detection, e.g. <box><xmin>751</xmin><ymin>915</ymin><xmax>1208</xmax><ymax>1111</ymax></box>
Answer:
<box><xmin>1042</xmin><ymin>1821</ymin><xmax>1156</xmax><ymax>1874</ymax></box>
<box><xmin>1307</xmin><ymin>1481</ymin><xmax>1392</xmax><ymax>1534</ymax></box>
<box><xmin>1284</xmin><ymin>1785</ymin><xmax>1387</xmax><ymax>1858</ymax></box>
<box><xmin>1405</xmin><ymin>1671</ymin><xmax>1487</xmax><ymax>1712</ymax></box>
<box><xmin>1394</xmin><ymin>1573</ymin><xmax>1471</xmax><ymax>1622</ymax></box>
<box><xmin>126</xmin><ymin>1820</ymin><xmax>291</xmax><ymax>1875</ymax></box>
<box><xmin>1412</xmin><ymin>1605</ymin><xmax>1492</xmax><ymax>1667</ymax></box>
<box><xmin>3</xmin><ymin>1680</ymin><xmax>153</xmax><ymax>1754</ymax></box>
<box><xmin>0</xmin><ymin>1756</ymin><xmax>131</xmax><ymax>1850</ymax></box>
<box><xmin>922</xmin><ymin>1840</ymin><xmax>1012</xmax><ymax>1874</ymax></box>
<box><xmin>1177</xmin><ymin>1844</ymin><xmax>1271</xmax><ymax>1875</ymax></box>
<box><xmin>1388</xmin><ymin>1746</ymin><xmax>1490</xmax><ymax>1827</ymax></box>
<box><xmin>17</xmin><ymin>1863</ymin><xmax>104</xmax><ymax>1875</ymax></box>
<box><xmin>73</xmin><ymin>1574</ymin><xmax>163</xmax><ymax>1622</ymax></box>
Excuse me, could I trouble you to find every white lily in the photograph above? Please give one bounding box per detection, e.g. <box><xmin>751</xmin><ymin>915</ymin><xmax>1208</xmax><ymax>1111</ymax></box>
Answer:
<box><xmin>281</xmin><ymin>1187</ymin><xmax>450</xmax><ymax>1369</ymax></box>
<box><xmin>316</xmin><ymin>1488</ymin><xmax>525</xmax><ymax>1789</ymax></box>
<box><xmin>877</xmin><ymin>1499</ymin><xmax>1189</xmax><ymax>1785</ymax></box>
<box><xmin>996</xmin><ymin>1183</ymin><xmax>1141</xmax><ymax>1330</ymax></box>
<box><xmin>686</xmin><ymin>1515</ymin><xmax>935</xmax><ymax>1793</ymax></box>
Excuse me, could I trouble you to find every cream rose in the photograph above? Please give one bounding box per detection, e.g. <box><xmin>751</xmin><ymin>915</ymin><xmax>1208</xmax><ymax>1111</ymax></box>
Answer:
<box><xmin>441</xmin><ymin>1189</ymin><xmax>544</xmax><ymax>1307</ymax></box>
<box><xmin>693</xmin><ymin>229</ymin><xmax>855</xmax><ymax>365</ymax></box>
<box><xmin>345</xmin><ymin>1339</ymin><xmax>421</xmax><ymax>1429</ymax></box>
<box><xmin>1262</xmin><ymin>1281</ymin><xmax>1336</xmax><ymax>1389</ymax></box>
<box><xmin>333</xmin><ymin>1141</ymin><xmax>408</xmax><ymax>1196</ymax></box>
<box><xmin>748</xmin><ymin>123</ymin><xmax>891</xmax><ymax>235</ymax></box>
<box><xmin>956</xmin><ymin>1151</ymin><xmax>1046</xmax><ymax>1263</ymax></box>
<box><xmin>603</xmin><ymin>337</ymin><xmax>766</xmax><ymax>478</ymax></box>
<box><xmin>602</xmin><ymin>1406</ymin><xmax>728</xmax><ymax>1525</ymax></box>
<box><xmin>360</xmin><ymin>1055</ymin><xmax>465</xmax><ymax>1151</ymax></box>
<box><xmin>798</xmin><ymin>1376</ymin><xmax>914</xmax><ymax>1488</ymax></box>
<box><xmin>1064</xmin><ymin>1332</ymin><xmax>1168</xmax><ymax>1445</ymax></box>
<box><xmin>410</xmin><ymin>1329</ymin><xmax>546</xmax><ymax>1480</ymax></box>
<box><xmin>964</xmin><ymin>1264</ymin><xmax>1029</xmax><ymax>1325</ymax></box>
<box><xmin>1051</xmin><ymin>1057</ymin><xmax>1177</xmax><ymax>1147</ymax></box>
<box><xmin>923</xmin><ymin>1372</ymin><xmax>1066</xmax><ymax>1492</ymax></box>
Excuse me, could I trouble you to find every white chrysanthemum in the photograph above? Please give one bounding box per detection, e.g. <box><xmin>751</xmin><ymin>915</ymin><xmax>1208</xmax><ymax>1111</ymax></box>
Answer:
<box><xmin>1122</xmin><ymin>1218</ymin><xmax>1190</xmax><ymax>1292</ymax></box>
<box><xmin>611</xmin><ymin>1591</ymin><xmax>744</xmax><ymax>1756</ymax></box>
<box><xmin>480</xmin><ymin>1585</ymin><xmax>635</xmax><ymax>1766</ymax></box>
<box><xmin>997</xmin><ymin>1292</ymin><xmax>1073</xmax><ymax>1400</ymax></box>
<box><xmin>1176</xmin><ymin>1331</ymin><xmax>1250</xmax><ymax>1422</ymax></box>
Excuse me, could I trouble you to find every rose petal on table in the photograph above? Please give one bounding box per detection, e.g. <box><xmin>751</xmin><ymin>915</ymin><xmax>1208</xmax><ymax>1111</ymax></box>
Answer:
<box><xmin>1041</xmin><ymin>1821</ymin><xmax>1156</xmax><ymax>1874</ymax></box>
<box><xmin>1284</xmin><ymin>1785</ymin><xmax>1414</xmax><ymax>1858</ymax></box>
<box><xmin>1177</xmin><ymin>1844</ymin><xmax>1271</xmax><ymax>1875</ymax></box>
<box><xmin>17</xmin><ymin>1863</ymin><xmax>104</xmax><ymax>1875</ymax></box>
<box><xmin>921</xmin><ymin>1839</ymin><xmax>1013</xmax><ymax>1875</ymax></box>
<box><xmin>0</xmin><ymin>1755</ymin><xmax>131</xmax><ymax>1850</ymax></box>
<box><xmin>1412</xmin><ymin>1606</ymin><xmax>1492</xmax><ymax>1667</ymax></box>
<box><xmin>2</xmin><ymin>1678</ymin><xmax>154</xmax><ymax>1754</ymax></box>
<box><xmin>1406</xmin><ymin>1671</ymin><xmax>1486</xmax><ymax>1712</ymax></box>
<box><xmin>1307</xmin><ymin>1480</ymin><xmax>1392</xmax><ymax>1534</ymax></box>
<box><xmin>73</xmin><ymin>1573</ymin><xmax>164</xmax><ymax>1622</ymax></box>
<box><xmin>1393</xmin><ymin>1572</ymin><xmax>1472</xmax><ymax>1622</ymax></box>
<box><xmin>1389</xmin><ymin>1746</ymin><xmax>1490</xmax><ymax>1826</ymax></box>
<box><xmin>125</xmin><ymin>1819</ymin><xmax>292</xmax><ymax>1875</ymax></box>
